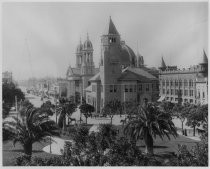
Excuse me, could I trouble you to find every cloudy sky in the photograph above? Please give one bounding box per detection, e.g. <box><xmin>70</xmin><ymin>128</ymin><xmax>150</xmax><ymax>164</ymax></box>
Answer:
<box><xmin>3</xmin><ymin>2</ymin><xmax>208</xmax><ymax>81</ymax></box>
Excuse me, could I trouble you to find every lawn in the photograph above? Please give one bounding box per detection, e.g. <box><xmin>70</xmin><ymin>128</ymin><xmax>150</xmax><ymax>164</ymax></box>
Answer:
<box><xmin>3</xmin><ymin>140</ymin><xmax>58</xmax><ymax>166</ymax></box>
<box><xmin>3</xmin><ymin>124</ymin><xmax>199</xmax><ymax>166</ymax></box>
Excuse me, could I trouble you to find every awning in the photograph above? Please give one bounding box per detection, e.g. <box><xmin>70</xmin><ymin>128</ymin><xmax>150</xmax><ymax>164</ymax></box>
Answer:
<box><xmin>157</xmin><ymin>96</ymin><xmax>166</xmax><ymax>102</ymax></box>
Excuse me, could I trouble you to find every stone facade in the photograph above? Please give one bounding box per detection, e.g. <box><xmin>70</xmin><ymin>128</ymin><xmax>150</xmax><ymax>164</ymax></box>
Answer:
<box><xmin>58</xmin><ymin>34</ymin><xmax>99</xmax><ymax>103</ymax></box>
<box><xmin>158</xmin><ymin>51</ymin><xmax>208</xmax><ymax>105</ymax></box>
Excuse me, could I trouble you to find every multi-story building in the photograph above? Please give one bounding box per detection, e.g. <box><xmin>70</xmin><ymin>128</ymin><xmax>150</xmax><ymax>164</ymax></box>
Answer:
<box><xmin>85</xmin><ymin>17</ymin><xmax>159</xmax><ymax>113</ymax></box>
<box><xmin>158</xmin><ymin>51</ymin><xmax>208</xmax><ymax>105</ymax></box>
<box><xmin>2</xmin><ymin>71</ymin><xmax>12</xmax><ymax>84</ymax></box>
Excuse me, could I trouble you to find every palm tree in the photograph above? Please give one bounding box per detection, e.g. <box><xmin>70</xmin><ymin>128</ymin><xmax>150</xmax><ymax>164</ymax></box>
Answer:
<box><xmin>3</xmin><ymin>106</ymin><xmax>59</xmax><ymax>158</ymax></box>
<box><xmin>124</xmin><ymin>103</ymin><xmax>177</xmax><ymax>155</ymax></box>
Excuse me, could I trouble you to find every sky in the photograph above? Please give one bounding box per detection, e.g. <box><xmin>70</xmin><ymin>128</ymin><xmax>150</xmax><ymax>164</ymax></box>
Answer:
<box><xmin>2</xmin><ymin>2</ymin><xmax>208</xmax><ymax>81</ymax></box>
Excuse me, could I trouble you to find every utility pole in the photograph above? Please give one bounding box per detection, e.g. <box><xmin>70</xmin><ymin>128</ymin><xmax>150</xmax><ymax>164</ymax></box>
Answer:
<box><xmin>15</xmin><ymin>96</ymin><xmax>18</xmax><ymax>119</ymax></box>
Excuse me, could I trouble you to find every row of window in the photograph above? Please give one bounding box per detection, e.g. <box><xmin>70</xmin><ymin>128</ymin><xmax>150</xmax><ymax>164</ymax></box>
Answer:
<box><xmin>197</xmin><ymin>91</ymin><xmax>205</xmax><ymax>99</ymax></box>
<box><xmin>165</xmin><ymin>97</ymin><xmax>194</xmax><ymax>103</ymax></box>
<box><xmin>100</xmin><ymin>83</ymin><xmax>158</xmax><ymax>94</ymax></box>
<box><xmin>163</xmin><ymin>89</ymin><xmax>194</xmax><ymax>97</ymax></box>
<box><xmin>162</xmin><ymin>79</ymin><xmax>194</xmax><ymax>87</ymax></box>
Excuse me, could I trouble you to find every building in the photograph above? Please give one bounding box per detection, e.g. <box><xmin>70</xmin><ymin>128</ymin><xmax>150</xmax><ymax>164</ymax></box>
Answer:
<box><xmin>85</xmin><ymin>17</ymin><xmax>159</xmax><ymax>113</ymax></box>
<box><xmin>2</xmin><ymin>71</ymin><xmax>12</xmax><ymax>84</ymax></box>
<box><xmin>158</xmin><ymin>51</ymin><xmax>208</xmax><ymax>105</ymax></box>
<box><xmin>60</xmin><ymin>33</ymin><xmax>100</xmax><ymax>103</ymax></box>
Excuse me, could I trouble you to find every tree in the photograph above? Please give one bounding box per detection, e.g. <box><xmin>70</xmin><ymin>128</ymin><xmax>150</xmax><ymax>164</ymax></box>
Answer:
<box><xmin>122</xmin><ymin>101</ymin><xmax>138</xmax><ymax>121</ymax></box>
<box><xmin>3</xmin><ymin>82</ymin><xmax>25</xmax><ymax>118</ymax></box>
<box><xmin>185</xmin><ymin>104</ymin><xmax>207</xmax><ymax>136</ymax></box>
<box><xmin>58</xmin><ymin>101</ymin><xmax>77</xmax><ymax>131</ymax></box>
<box><xmin>3</xmin><ymin>107</ymin><xmax>59</xmax><ymax>158</ymax></box>
<box><xmin>103</xmin><ymin>100</ymin><xmax>122</xmax><ymax>125</ymax></box>
<box><xmin>159</xmin><ymin>101</ymin><xmax>175</xmax><ymax>116</ymax></box>
<box><xmin>124</xmin><ymin>103</ymin><xmax>177</xmax><ymax>155</ymax></box>
<box><xmin>40</xmin><ymin>101</ymin><xmax>54</xmax><ymax>116</ymax></box>
<box><xmin>79</xmin><ymin>104</ymin><xmax>95</xmax><ymax>124</ymax></box>
<box><xmin>172</xmin><ymin>103</ymin><xmax>190</xmax><ymax>132</ymax></box>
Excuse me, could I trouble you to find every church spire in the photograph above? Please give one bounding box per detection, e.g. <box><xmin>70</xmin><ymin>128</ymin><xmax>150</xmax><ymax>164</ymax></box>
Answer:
<box><xmin>87</xmin><ymin>32</ymin><xmax>89</xmax><ymax>40</ymax></box>
<box><xmin>202</xmin><ymin>49</ymin><xmax>208</xmax><ymax>64</ymax></box>
<box><xmin>159</xmin><ymin>56</ymin><xmax>167</xmax><ymax>71</ymax></box>
<box><xmin>108</xmin><ymin>16</ymin><xmax>119</xmax><ymax>35</ymax></box>
<box><xmin>161</xmin><ymin>56</ymin><xmax>166</xmax><ymax>68</ymax></box>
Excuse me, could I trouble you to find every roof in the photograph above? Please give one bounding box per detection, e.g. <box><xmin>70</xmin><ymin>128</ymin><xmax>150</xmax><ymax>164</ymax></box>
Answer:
<box><xmin>161</xmin><ymin>57</ymin><xmax>166</xmax><ymax>68</ymax></box>
<box><xmin>85</xmin><ymin>85</ymin><xmax>92</xmax><ymax>92</ymax></box>
<box><xmin>71</xmin><ymin>68</ymin><xmax>81</xmax><ymax>75</ymax></box>
<box><xmin>202</xmin><ymin>50</ymin><xmax>208</xmax><ymax>64</ymax></box>
<box><xmin>121</xmin><ymin>44</ymin><xmax>136</xmax><ymax>66</ymax></box>
<box><xmin>120</xmin><ymin>67</ymin><xmax>157</xmax><ymax>81</ymax></box>
<box><xmin>83</xmin><ymin>33</ymin><xmax>93</xmax><ymax>50</ymax></box>
<box><xmin>89</xmin><ymin>72</ymin><xmax>101</xmax><ymax>82</ymax></box>
<box><xmin>66</xmin><ymin>66</ymin><xmax>81</xmax><ymax>77</ymax></box>
<box><xmin>103</xmin><ymin>17</ymin><xmax>119</xmax><ymax>35</ymax></box>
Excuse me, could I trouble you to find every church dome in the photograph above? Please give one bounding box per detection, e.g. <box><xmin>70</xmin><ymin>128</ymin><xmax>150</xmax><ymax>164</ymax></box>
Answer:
<box><xmin>83</xmin><ymin>39</ymin><xmax>93</xmax><ymax>49</ymax></box>
<box><xmin>83</xmin><ymin>33</ymin><xmax>93</xmax><ymax>50</ymax></box>
<box><xmin>121</xmin><ymin>43</ymin><xmax>136</xmax><ymax>66</ymax></box>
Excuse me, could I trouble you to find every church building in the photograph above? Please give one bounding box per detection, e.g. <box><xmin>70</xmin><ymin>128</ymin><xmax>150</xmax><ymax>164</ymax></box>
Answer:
<box><xmin>85</xmin><ymin>17</ymin><xmax>159</xmax><ymax>113</ymax></box>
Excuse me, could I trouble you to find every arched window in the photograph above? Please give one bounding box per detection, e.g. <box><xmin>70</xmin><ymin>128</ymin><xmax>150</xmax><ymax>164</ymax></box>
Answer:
<box><xmin>179</xmin><ymin>80</ymin><xmax>182</xmax><ymax>87</ymax></box>
<box><xmin>175</xmin><ymin>80</ymin><xmax>178</xmax><ymax>86</ymax></box>
<box><xmin>170</xmin><ymin>80</ymin><xmax>173</xmax><ymax>86</ymax></box>
<box><xmin>166</xmin><ymin>80</ymin><xmax>169</xmax><ymax>86</ymax></box>
<box><xmin>184</xmin><ymin>79</ymin><xmax>188</xmax><ymax>87</ymax></box>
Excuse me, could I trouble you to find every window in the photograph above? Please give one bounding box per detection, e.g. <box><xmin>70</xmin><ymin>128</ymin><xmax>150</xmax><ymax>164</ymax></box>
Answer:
<box><xmin>166</xmin><ymin>80</ymin><xmax>169</xmax><ymax>86</ymax></box>
<box><xmin>175</xmin><ymin>80</ymin><xmax>178</xmax><ymax>86</ymax></box>
<box><xmin>171</xmin><ymin>89</ymin><xmax>174</xmax><ymax>95</ymax></box>
<box><xmin>184</xmin><ymin>80</ymin><xmax>188</xmax><ymax>87</ymax></box>
<box><xmin>139</xmin><ymin>84</ymin><xmax>143</xmax><ymax>91</ymax></box>
<box><xmin>114</xmin><ymin>85</ymin><xmax>117</xmax><ymax>92</ymax></box>
<box><xmin>110</xmin><ymin>85</ymin><xmax>113</xmax><ymax>92</ymax></box>
<box><xmin>189</xmin><ymin>90</ymin><xmax>194</xmax><ymax>97</ymax></box>
<box><xmin>190</xmin><ymin>99</ymin><xmax>193</xmax><ymax>103</ymax></box>
<box><xmin>125</xmin><ymin>85</ymin><xmax>128</xmax><ymax>92</ymax></box>
<box><xmin>179</xmin><ymin>80</ymin><xmax>182</xmax><ymax>87</ymax></box>
<box><xmin>163</xmin><ymin>89</ymin><xmax>165</xmax><ymax>94</ymax></box>
<box><xmin>75</xmin><ymin>80</ymin><xmax>80</xmax><ymax>87</ymax></box>
<box><xmin>109</xmin><ymin>37</ymin><xmax>116</xmax><ymax>43</ymax></box>
<box><xmin>146</xmin><ymin>84</ymin><xmax>149</xmax><ymax>91</ymax></box>
<box><xmin>184</xmin><ymin>90</ymin><xmax>188</xmax><ymax>96</ymax></box>
<box><xmin>189</xmin><ymin>80</ymin><xmax>193</xmax><ymax>87</ymax></box>
<box><xmin>134</xmin><ymin>85</ymin><xmax>137</xmax><ymax>92</ymax></box>
<box><xmin>130</xmin><ymin>85</ymin><xmax>133</xmax><ymax>92</ymax></box>
<box><xmin>197</xmin><ymin>91</ymin><xmax>200</xmax><ymax>98</ymax></box>
<box><xmin>167</xmin><ymin>89</ymin><xmax>169</xmax><ymax>94</ymax></box>
<box><xmin>203</xmin><ymin>92</ymin><xmax>205</xmax><ymax>99</ymax></box>
<box><xmin>175</xmin><ymin>89</ymin><xmax>178</xmax><ymax>95</ymax></box>
<box><xmin>170</xmin><ymin>81</ymin><xmax>174</xmax><ymax>86</ymax></box>
<box><xmin>162</xmin><ymin>80</ymin><xmax>165</xmax><ymax>86</ymax></box>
